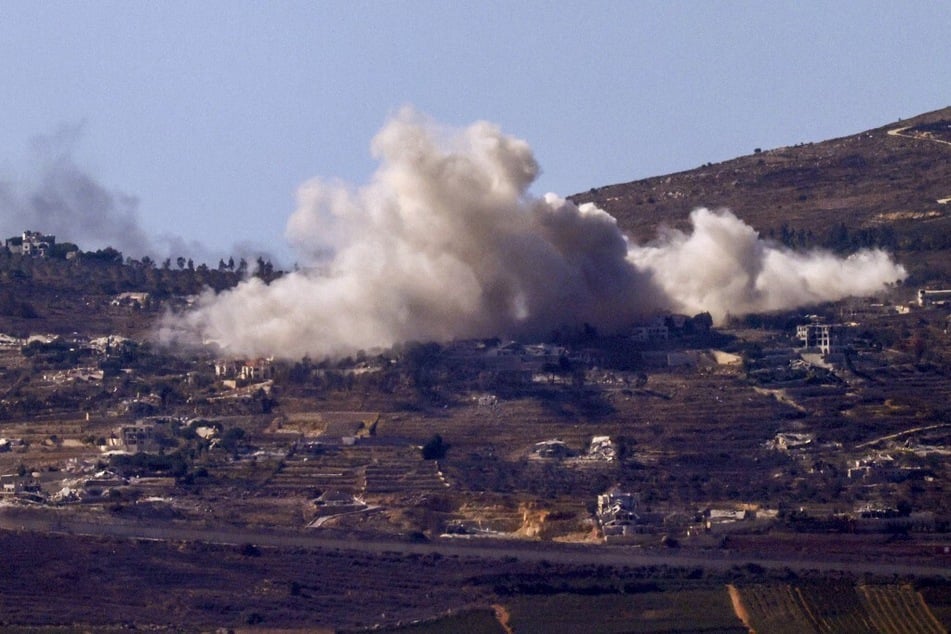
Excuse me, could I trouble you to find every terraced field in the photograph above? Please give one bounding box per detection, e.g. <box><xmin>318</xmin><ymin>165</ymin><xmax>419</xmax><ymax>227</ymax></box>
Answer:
<box><xmin>859</xmin><ymin>585</ymin><xmax>946</xmax><ymax>634</ymax></box>
<box><xmin>504</xmin><ymin>589</ymin><xmax>746</xmax><ymax>634</ymax></box>
<box><xmin>730</xmin><ymin>583</ymin><xmax>946</xmax><ymax>634</ymax></box>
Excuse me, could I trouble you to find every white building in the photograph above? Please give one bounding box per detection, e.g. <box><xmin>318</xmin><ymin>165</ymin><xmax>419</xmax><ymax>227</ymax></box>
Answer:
<box><xmin>796</xmin><ymin>322</ymin><xmax>845</xmax><ymax>355</ymax></box>
<box><xmin>6</xmin><ymin>231</ymin><xmax>55</xmax><ymax>256</ymax></box>
<box><xmin>917</xmin><ymin>289</ymin><xmax>951</xmax><ymax>307</ymax></box>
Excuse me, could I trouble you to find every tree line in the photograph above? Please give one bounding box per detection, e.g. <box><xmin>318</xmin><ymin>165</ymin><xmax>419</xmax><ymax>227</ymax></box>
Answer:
<box><xmin>765</xmin><ymin>221</ymin><xmax>951</xmax><ymax>254</ymax></box>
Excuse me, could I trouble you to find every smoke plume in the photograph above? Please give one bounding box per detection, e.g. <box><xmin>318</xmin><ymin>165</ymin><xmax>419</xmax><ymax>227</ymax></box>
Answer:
<box><xmin>0</xmin><ymin>124</ymin><xmax>155</xmax><ymax>256</ymax></box>
<box><xmin>163</xmin><ymin>108</ymin><xmax>906</xmax><ymax>359</ymax></box>
<box><xmin>0</xmin><ymin>124</ymin><xmax>262</xmax><ymax>264</ymax></box>
<box><xmin>628</xmin><ymin>208</ymin><xmax>906</xmax><ymax>321</ymax></box>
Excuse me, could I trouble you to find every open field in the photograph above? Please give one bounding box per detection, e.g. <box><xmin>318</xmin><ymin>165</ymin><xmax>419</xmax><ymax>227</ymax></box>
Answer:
<box><xmin>1</xmin><ymin>525</ymin><xmax>948</xmax><ymax>633</ymax></box>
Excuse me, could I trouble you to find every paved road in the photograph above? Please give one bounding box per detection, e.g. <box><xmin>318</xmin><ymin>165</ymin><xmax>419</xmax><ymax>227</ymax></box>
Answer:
<box><xmin>1</xmin><ymin>508</ymin><xmax>949</xmax><ymax>579</ymax></box>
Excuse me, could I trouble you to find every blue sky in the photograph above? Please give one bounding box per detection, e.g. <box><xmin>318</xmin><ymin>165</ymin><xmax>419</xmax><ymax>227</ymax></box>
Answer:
<box><xmin>1</xmin><ymin>1</ymin><xmax>948</xmax><ymax>263</ymax></box>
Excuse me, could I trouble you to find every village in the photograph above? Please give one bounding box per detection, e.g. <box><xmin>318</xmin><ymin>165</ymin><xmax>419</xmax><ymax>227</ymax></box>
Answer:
<box><xmin>1</xmin><ymin>238</ymin><xmax>948</xmax><ymax>550</ymax></box>
<box><xmin>2</xmin><ymin>107</ymin><xmax>951</xmax><ymax>632</ymax></box>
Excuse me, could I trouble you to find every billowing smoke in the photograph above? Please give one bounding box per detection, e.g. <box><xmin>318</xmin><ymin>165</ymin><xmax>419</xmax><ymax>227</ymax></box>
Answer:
<box><xmin>628</xmin><ymin>208</ymin><xmax>906</xmax><ymax>321</ymax></box>
<box><xmin>163</xmin><ymin>108</ymin><xmax>906</xmax><ymax>359</ymax></box>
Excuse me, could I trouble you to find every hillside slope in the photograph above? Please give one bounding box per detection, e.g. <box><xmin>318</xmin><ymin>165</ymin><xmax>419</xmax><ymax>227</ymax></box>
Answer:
<box><xmin>571</xmin><ymin>106</ymin><xmax>951</xmax><ymax>284</ymax></box>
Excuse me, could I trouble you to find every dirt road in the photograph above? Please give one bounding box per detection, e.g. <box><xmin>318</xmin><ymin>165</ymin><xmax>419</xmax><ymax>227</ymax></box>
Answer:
<box><xmin>2</xmin><ymin>506</ymin><xmax>948</xmax><ymax>579</ymax></box>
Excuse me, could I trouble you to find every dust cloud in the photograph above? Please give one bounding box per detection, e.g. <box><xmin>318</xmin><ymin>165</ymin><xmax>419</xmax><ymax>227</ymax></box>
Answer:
<box><xmin>163</xmin><ymin>108</ymin><xmax>906</xmax><ymax>359</ymax></box>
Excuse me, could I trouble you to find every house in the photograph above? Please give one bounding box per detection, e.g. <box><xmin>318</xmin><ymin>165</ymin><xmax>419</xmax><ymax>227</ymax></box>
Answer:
<box><xmin>107</xmin><ymin>424</ymin><xmax>156</xmax><ymax>453</ymax></box>
<box><xmin>631</xmin><ymin>325</ymin><xmax>669</xmax><ymax>343</ymax></box>
<box><xmin>586</xmin><ymin>436</ymin><xmax>617</xmax><ymax>461</ymax></box>
<box><xmin>0</xmin><ymin>474</ymin><xmax>22</xmax><ymax>495</ymax></box>
<box><xmin>111</xmin><ymin>292</ymin><xmax>150</xmax><ymax>308</ymax></box>
<box><xmin>796</xmin><ymin>321</ymin><xmax>846</xmax><ymax>355</ymax></box>
<box><xmin>0</xmin><ymin>474</ymin><xmax>39</xmax><ymax>496</ymax></box>
<box><xmin>240</xmin><ymin>358</ymin><xmax>273</xmax><ymax>381</ymax></box>
<box><xmin>474</xmin><ymin>394</ymin><xmax>498</xmax><ymax>407</ymax></box>
<box><xmin>83</xmin><ymin>470</ymin><xmax>127</xmax><ymax>494</ymax></box>
<box><xmin>917</xmin><ymin>288</ymin><xmax>951</xmax><ymax>307</ymax></box>
<box><xmin>315</xmin><ymin>490</ymin><xmax>360</xmax><ymax>507</ymax></box>
<box><xmin>532</xmin><ymin>439</ymin><xmax>571</xmax><ymax>459</ymax></box>
<box><xmin>766</xmin><ymin>432</ymin><xmax>814</xmax><ymax>452</ymax></box>
<box><xmin>597</xmin><ymin>486</ymin><xmax>639</xmax><ymax>536</ymax></box>
<box><xmin>5</xmin><ymin>230</ymin><xmax>55</xmax><ymax>257</ymax></box>
<box><xmin>215</xmin><ymin>357</ymin><xmax>274</xmax><ymax>381</ymax></box>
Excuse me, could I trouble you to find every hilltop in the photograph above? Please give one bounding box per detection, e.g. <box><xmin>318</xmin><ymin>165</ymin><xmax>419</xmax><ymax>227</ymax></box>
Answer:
<box><xmin>571</xmin><ymin>106</ymin><xmax>951</xmax><ymax>284</ymax></box>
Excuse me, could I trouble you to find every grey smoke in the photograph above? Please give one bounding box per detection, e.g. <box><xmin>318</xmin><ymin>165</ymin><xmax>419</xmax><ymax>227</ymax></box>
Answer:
<box><xmin>0</xmin><ymin>124</ymin><xmax>154</xmax><ymax>256</ymax></box>
<box><xmin>0</xmin><ymin>124</ymin><xmax>270</xmax><ymax>265</ymax></box>
<box><xmin>163</xmin><ymin>108</ymin><xmax>906</xmax><ymax>359</ymax></box>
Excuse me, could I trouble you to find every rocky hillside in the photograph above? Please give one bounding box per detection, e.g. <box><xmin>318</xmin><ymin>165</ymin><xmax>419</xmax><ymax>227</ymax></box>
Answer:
<box><xmin>571</xmin><ymin>106</ymin><xmax>951</xmax><ymax>284</ymax></box>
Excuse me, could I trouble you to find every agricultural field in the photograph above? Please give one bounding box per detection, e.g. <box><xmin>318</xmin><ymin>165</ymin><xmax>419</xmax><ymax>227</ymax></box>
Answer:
<box><xmin>729</xmin><ymin>582</ymin><xmax>945</xmax><ymax>634</ymax></box>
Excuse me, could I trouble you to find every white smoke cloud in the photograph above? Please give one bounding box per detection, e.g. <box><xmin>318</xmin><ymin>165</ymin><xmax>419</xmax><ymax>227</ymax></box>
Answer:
<box><xmin>163</xmin><ymin>108</ymin><xmax>906</xmax><ymax>359</ymax></box>
<box><xmin>627</xmin><ymin>208</ymin><xmax>906</xmax><ymax>321</ymax></box>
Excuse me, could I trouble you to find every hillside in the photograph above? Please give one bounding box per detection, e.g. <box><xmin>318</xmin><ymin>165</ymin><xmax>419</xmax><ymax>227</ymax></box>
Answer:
<box><xmin>571</xmin><ymin>106</ymin><xmax>951</xmax><ymax>284</ymax></box>
<box><xmin>1</xmin><ymin>110</ymin><xmax>950</xmax><ymax>633</ymax></box>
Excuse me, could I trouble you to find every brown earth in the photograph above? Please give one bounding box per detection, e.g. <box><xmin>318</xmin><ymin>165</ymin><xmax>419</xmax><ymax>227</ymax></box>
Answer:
<box><xmin>570</xmin><ymin>106</ymin><xmax>951</xmax><ymax>282</ymax></box>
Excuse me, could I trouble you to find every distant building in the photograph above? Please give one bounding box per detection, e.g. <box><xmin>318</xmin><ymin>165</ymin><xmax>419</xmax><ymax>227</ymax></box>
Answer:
<box><xmin>597</xmin><ymin>486</ymin><xmax>639</xmax><ymax>536</ymax></box>
<box><xmin>5</xmin><ymin>231</ymin><xmax>55</xmax><ymax>257</ymax></box>
<box><xmin>766</xmin><ymin>432</ymin><xmax>814</xmax><ymax>452</ymax></box>
<box><xmin>111</xmin><ymin>292</ymin><xmax>150</xmax><ymax>308</ymax></box>
<box><xmin>106</xmin><ymin>424</ymin><xmax>156</xmax><ymax>453</ymax></box>
<box><xmin>796</xmin><ymin>321</ymin><xmax>845</xmax><ymax>355</ymax></box>
<box><xmin>631</xmin><ymin>316</ymin><xmax>669</xmax><ymax>343</ymax></box>
<box><xmin>586</xmin><ymin>436</ymin><xmax>617</xmax><ymax>461</ymax></box>
<box><xmin>215</xmin><ymin>358</ymin><xmax>274</xmax><ymax>382</ymax></box>
<box><xmin>532</xmin><ymin>439</ymin><xmax>571</xmax><ymax>459</ymax></box>
<box><xmin>0</xmin><ymin>473</ymin><xmax>39</xmax><ymax>496</ymax></box>
<box><xmin>917</xmin><ymin>289</ymin><xmax>951</xmax><ymax>307</ymax></box>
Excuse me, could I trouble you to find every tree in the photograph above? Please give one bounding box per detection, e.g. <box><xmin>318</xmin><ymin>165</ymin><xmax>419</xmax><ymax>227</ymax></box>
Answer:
<box><xmin>83</xmin><ymin>247</ymin><xmax>124</xmax><ymax>264</ymax></box>
<box><xmin>691</xmin><ymin>312</ymin><xmax>713</xmax><ymax>333</ymax></box>
<box><xmin>421</xmin><ymin>434</ymin><xmax>448</xmax><ymax>460</ymax></box>
<box><xmin>220</xmin><ymin>426</ymin><xmax>246</xmax><ymax>453</ymax></box>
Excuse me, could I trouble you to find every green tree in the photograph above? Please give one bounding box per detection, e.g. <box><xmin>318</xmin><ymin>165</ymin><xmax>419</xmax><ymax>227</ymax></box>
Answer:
<box><xmin>421</xmin><ymin>434</ymin><xmax>448</xmax><ymax>460</ymax></box>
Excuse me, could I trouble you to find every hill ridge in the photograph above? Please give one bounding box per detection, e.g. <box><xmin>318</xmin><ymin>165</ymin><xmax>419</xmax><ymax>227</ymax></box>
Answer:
<box><xmin>570</xmin><ymin>106</ymin><xmax>951</xmax><ymax>283</ymax></box>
